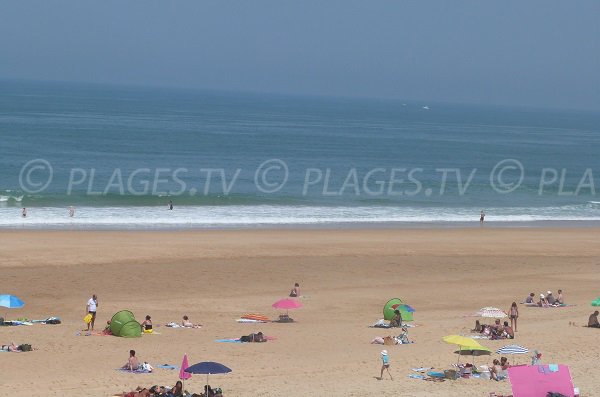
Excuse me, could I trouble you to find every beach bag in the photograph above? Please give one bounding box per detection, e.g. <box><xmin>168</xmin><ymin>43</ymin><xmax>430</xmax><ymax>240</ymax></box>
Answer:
<box><xmin>18</xmin><ymin>344</ymin><xmax>32</xmax><ymax>352</ymax></box>
<box><xmin>84</xmin><ymin>314</ymin><xmax>93</xmax><ymax>324</ymax></box>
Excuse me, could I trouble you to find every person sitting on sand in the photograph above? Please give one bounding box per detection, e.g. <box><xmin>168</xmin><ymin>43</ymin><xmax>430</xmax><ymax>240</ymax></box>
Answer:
<box><xmin>102</xmin><ymin>320</ymin><xmax>113</xmax><ymax>335</ymax></box>
<box><xmin>546</xmin><ymin>291</ymin><xmax>556</xmax><ymax>305</ymax></box>
<box><xmin>502</xmin><ymin>321</ymin><xmax>514</xmax><ymax>339</ymax></box>
<box><xmin>538</xmin><ymin>294</ymin><xmax>549</xmax><ymax>307</ymax></box>
<box><xmin>170</xmin><ymin>381</ymin><xmax>184</xmax><ymax>397</ymax></box>
<box><xmin>556</xmin><ymin>289</ymin><xmax>564</xmax><ymax>305</ymax></box>
<box><xmin>122</xmin><ymin>349</ymin><xmax>140</xmax><ymax>371</ymax></box>
<box><xmin>141</xmin><ymin>315</ymin><xmax>153</xmax><ymax>333</ymax></box>
<box><xmin>289</xmin><ymin>282</ymin><xmax>300</xmax><ymax>297</ymax></box>
<box><xmin>201</xmin><ymin>385</ymin><xmax>215</xmax><ymax>397</ymax></box>
<box><xmin>182</xmin><ymin>315</ymin><xmax>201</xmax><ymax>328</ymax></box>
<box><xmin>389</xmin><ymin>309</ymin><xmax>402</xmax><ymax>328</ymax></box>
<box><xmin>525</xmin><ymin>292</ymin><xmax>535</xmax><ymax>304</ymax></box>
<box><xmin>588</xmin><ymin>311</ymin><xmax>600</xmax><ymax>328</ymax></box>
<box><xmin>473</xmin><ymin>320</ymin><xmax>483</xmax><ymax>333</ymax></box>
<box><xmin>490</xmin><ymin>359</ymin><xmax>506</xmax><ymax>381</ymax></box>
<box><xmin>239</xmin><ymin>331</ymin><xmax>266</xmax><ymax>342</ymax></box>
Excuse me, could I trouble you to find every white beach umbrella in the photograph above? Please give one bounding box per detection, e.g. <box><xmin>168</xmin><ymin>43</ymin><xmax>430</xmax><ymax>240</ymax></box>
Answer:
<box><xmin>476</xmin><ymin>307</ymin><xmax>507</xmax><ymax>318</ymax></box>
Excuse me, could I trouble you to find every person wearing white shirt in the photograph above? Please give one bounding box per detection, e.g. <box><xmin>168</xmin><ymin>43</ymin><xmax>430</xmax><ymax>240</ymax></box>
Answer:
<box><xmin>86</xmin><ymin>294</ymin><xmax>98</xmax><ymax>331</ymax></box>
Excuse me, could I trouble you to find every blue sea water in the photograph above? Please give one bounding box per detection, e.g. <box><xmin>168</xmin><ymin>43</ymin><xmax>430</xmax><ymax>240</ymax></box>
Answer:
<box><xmin>1</xmin><ymin>80</ymin><xmax>600</xmax><ymax>228</ymax></box>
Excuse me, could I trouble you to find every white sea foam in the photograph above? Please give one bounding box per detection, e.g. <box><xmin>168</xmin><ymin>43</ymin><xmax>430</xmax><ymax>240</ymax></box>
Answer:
<box><xmin>1</xmin><ymin>204</ymin><xmax>599</xmax><ymax>229</ymax></box>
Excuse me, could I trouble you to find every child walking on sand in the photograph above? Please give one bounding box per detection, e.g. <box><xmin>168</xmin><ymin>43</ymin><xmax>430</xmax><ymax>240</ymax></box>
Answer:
<box><xmin>379</xmin><ymin>350</ymin><xmax>393</xmax><ymax>380</ymax></box>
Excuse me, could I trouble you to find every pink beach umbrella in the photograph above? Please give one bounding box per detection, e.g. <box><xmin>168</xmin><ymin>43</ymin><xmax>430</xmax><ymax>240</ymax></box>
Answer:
<box><xmin>180</xmin><ymin>353</ymin><xmax>192</xmax><ymax>389</ymax></box>
<box><xmin>272</xmin><ymin>298</ymin><xmax>303</xmax><ymax>317</ymax></box>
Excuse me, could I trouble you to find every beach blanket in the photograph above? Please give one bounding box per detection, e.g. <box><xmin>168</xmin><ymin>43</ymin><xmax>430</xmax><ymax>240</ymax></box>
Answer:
<box><xmin>240</xmin><ymin>314</ymin><xmax>270</xmax><ymax>322</ymax></box>
<box><xmin>155</xmin><ymin>364</ymin><xmax>178</xmax><ymax>370</ymax></box>
<box><xmin>116</xmin><ymin>368</ymin><xmax>152</xmax><ymax>374</ymax></box>
<box><xmin>30</xmin><ymin>317</ymin><xmax>61</xmax><ymax>324</ymax></box>
<box><xmin>236</xmin><ymin>318</ymin><xmax>267</xmax><ymax>323</ymax></box>
<box><xmin>412</xmin><ymin>367</ymin><xmax>434</xmax><ymax>372</ymax></box>
<box><xmin>1</xmin><ymin>320</ymin><xmax>33</xmax><ymax>326</ymax></box>
<box><xmin>508</xmin><ymin>365</ymin><xmax>574</xmax><ymax>397</ymax></box>
<box><xmin>370</xmin><ymin>319</ymin><xmax>416</xmax><ymax>328</ymax></box>
<box><xmin>523</xmin><ymin>303</ymin><xmax>575</xmax><ymax>308</ymax></box>
<box><xmin>165</xmin><ymin>322</ymin><xmax>201</xmax><ymax>328</ymax></box>
<box><xmin>216</xmin><ymin>336</ymin><xmax>276</xmax><ymax>343</ymax></box>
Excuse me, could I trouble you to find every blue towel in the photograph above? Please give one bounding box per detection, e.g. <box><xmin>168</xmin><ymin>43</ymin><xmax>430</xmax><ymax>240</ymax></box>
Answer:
<box><xmin>549</xmin><ymin>364</ymin><xmax>559</xmax><ymax>372</ymax></box>
<box><xmin>155</xmin><ymin>364</ymin><xmax>178</xmax><ymax>369</ymax></box>
<box><xmin>215</xmin><ymin>339</ymin><xmax>242</xmax><ymax>343</ymax></box>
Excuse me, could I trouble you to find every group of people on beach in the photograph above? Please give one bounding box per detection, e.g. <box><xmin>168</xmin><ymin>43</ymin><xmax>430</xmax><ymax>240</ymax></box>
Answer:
<box><xmin>119</xmin><ymin>382</ymin><xmax>223</xmax><ymax>397</ymax></box>
<box><xmin>524</xmin><ymin>289</ymin><xmax>564</xmax><ymax>307</ymax></box>
<box><xmin>473</xmin><ymin>319</ymin><xmax>514</xmax><ymax>340</ymax></box>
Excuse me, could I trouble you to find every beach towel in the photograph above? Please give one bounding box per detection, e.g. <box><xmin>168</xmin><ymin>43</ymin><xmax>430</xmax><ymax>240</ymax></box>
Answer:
<box><xmin>236</xmin><ymin>318</ymin><xmax>267</xmax><ymax>323</ymax></box>
<box><xmin>216</xmin><ymin>336</ymin><xmax>276</xmax><ymax>343</ymax></box>
<box><xmin>412</xmin><ymin>367</ymin><xmax>434</xmax><ymax>372</ymax></box>
<box><xmin>508</xmin><ymin>365</ymin><xmax>574</xmax><ymax>397</ymax></box>
<box><xmin>31</xmin><ymin>317</ymin><xmax>61</xmax><ymax>324</ymax></box>
<box><xmin>155</xmin><ymin>364</ymin><xmax>178</xmax><ymax>370</ymax></box>
<box><xmin>1</xmin><ymin>320</ymin><xmax>33</xmax><ymax>326</ymax></box>
<box><xmin>116</xmin><ymin>368</ymin><xmax>152</xmax><ymax>374</ymax></box>
<box><xmin>409</xmin><ymin>374</ymin><xmax>425</xmax><ymax>379</ymax></box>
<box><xmin>240</xmin><ymin>314</ymin><xmax>270</xmax><ymax>322</ymax></box>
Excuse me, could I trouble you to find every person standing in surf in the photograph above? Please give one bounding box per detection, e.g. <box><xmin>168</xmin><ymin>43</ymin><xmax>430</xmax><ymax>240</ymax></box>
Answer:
<box><xmin>168</xmin><ymin>200</ymin><xmax>173</xmax><ymax>210</ymax></box>
<box><xmin>21</xmin><ymin>207</ymin><xmax>27</xmax><ymax>218</ymax></box>
<box><xmin>480</xmin><ymin>210</ymin><xmax>485</xmax><ymax>224</ymax></box>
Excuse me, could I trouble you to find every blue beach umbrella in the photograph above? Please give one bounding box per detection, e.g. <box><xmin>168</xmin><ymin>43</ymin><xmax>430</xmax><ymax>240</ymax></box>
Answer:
<box><xmin>0</xmin><ymin>295</ymin><xmax>25</xmax><ymax>309</ymax></box>
<box><xmin>185</xmin><ymin>361</ymin><xmax>232</xmax><ymax>394</ymax></box>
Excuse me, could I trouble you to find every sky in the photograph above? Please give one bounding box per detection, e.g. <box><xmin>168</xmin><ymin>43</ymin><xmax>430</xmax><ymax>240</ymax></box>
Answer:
<box><xmin>1</xmin><ymin>1</ymin><xmax>599</xmax><ymax>110</ymax></box>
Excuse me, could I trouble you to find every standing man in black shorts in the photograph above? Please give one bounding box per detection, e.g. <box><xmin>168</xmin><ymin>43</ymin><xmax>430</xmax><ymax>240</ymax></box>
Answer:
<box><xmin>86</xmin><ymin>294</ymin><xmax>98</xmax><ymax>331</ymax></box>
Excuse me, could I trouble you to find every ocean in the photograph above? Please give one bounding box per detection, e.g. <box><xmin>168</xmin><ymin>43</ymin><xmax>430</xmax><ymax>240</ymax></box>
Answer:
<box><xmin>1</xmin><ymin>80</ymin><xmax>600</xmax><ymax>229</ymax></box>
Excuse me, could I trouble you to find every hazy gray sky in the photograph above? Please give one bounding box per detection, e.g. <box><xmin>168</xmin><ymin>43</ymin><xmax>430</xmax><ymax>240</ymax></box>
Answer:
<box><xmin>1</xmin><ymin>1</ymin><xmax>599</xmax><ymax>110</ymax></box>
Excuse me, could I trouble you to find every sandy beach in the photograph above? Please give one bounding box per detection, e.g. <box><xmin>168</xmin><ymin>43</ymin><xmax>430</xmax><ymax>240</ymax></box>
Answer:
<box><xmin>1</xmin><ymin>228</ymin><xmax>599</xmax><ymax>396</ymax></box>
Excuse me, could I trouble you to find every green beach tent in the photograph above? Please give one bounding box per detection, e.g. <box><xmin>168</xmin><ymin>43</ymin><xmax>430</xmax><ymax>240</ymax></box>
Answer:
<box><xmin>383</xmin><ymin>298</ymin><xmax>414</xmax><ymax>322</ymax></box>
<box><xmin>110</xmin><ymin>310</ymin><xmax>142</xmax><ymax>337</ymax></box>
<box><xmin>592</xmin><ymin>298</ymin><xmax>600</xmax><ymax>306</ymax></box>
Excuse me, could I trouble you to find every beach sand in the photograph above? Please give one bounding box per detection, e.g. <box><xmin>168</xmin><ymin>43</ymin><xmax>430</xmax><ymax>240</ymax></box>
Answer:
<box><xmin>1</xmin><ymin>228</ymin><xmax>599</xmax><ymax>396</ymax></box>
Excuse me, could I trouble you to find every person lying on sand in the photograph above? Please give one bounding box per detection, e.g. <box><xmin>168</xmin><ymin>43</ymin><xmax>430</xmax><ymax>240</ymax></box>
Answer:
<box><xmin>1</xmin><ymin>342</ymin><xmax>33</xmax><ymax>352</ymax></box>
<box><xmin>182</xmin><ymin>315</ymin><xmax>202</xmax><ymax>328</ymax></box>
<box><xmin>588</xmin><ymin>311</ymin><xmax>600</xmax><ymax>328</ymax></box>
<box><xmin>122</xmin><ymin>349</ymin><xmax>140</xmax><ymax>371</ymax></box>
<box><xmin>370</xmin><ymin>336</ymin><xmax>398</xmax><ymax>345</ymax></box>
<box><xmin>239</xmin><ymin>332</ymin><xmax>266</xmax><ymax>342</ymax></box>
<box><xmin>118</xmin><ymin>387</ymin><xmax>150</xmax><ymax>397</ymax></box>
